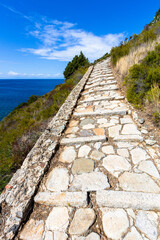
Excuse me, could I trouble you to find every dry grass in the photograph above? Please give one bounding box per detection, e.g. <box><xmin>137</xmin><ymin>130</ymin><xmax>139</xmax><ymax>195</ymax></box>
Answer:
<box><xmin>114</xmin><ymin>36</ymin><xmax>160</xmax><ymax>78</ymax></box>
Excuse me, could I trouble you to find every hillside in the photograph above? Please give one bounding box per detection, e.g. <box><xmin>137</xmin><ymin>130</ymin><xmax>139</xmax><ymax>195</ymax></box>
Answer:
<box><xmin>109</xmin><ymin>8</ymin><xmax>160</xmax><ymax>123</ymax></box>
<box><xmin>0</xmin><ymin>52</ymin><xmax>89</xmax><ymax>192</ymax></box>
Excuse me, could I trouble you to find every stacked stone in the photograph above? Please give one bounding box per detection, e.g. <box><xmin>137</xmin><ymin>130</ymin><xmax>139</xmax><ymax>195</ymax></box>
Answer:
<box><xmin>0</xmin><ymin>67</ymin><xmax>93</xmax><ymax>240</ymax></box>
<box><xmin>9</xmin><ymin>59</ymin><xmax>160</xmax><ymax>239</ymax></box>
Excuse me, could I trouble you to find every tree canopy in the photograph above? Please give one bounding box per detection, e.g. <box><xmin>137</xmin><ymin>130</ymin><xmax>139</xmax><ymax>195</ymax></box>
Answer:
<box><xmin>63</xmin><ymin>51</ymin><xmax>89</xmax><ymax>79</ymax></box>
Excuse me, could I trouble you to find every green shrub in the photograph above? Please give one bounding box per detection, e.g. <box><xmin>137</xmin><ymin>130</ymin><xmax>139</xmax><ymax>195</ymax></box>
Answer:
<box><xmin>27</xmin><ymin>95</ymin><xmax>39</xmax><ymax>104</ymax></box>
<box><xmin>94</xmin><ymin>52</ymin><xmax>110</xmax><ymax>64</ymax></box>
<box><xmin>110</xmin><ymin>8</ymin><xmax>160</xmax><ymax>66</ymax></box>
<box><xmin>63</xmin><ymin>52</ymin><xmax>89</xmax><ymax>79</ymax></box>
<box><xmin>125</xmin><ymin>44</ymin><xmax>160</xmax><ymax>109</ymax></box>
<box><xmin>111</xmin><ymin>42</ymin><xmax>131</xmax><ymax>65</ymax></box>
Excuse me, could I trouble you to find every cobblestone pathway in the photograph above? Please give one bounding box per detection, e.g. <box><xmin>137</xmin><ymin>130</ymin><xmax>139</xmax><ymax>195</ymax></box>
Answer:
<box><xmin>18</xmin><ymin>59</ymin><xmax>160</xmax><ymax>240</ymax></box>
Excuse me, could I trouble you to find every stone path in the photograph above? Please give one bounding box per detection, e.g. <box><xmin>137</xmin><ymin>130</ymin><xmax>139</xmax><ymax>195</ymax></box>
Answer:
<box><xmin>18</xmin><ymin>59</ymin><xmax>160</xmax><ymax>240</ymax></box>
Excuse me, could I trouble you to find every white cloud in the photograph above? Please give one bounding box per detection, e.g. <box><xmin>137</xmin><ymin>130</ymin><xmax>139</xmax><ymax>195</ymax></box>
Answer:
<box><xmin>1</xmin><ymin>3</ymin><xmax>125</xmax><ymax>62</ymax></box>
<box><xmin>21</xmin><ymin>19</ymin><xmax>125</xmax><ymax>62</ymax></box>
<box><xmin>7</xmin><ymin>71</ymin><xmax>61</xmax><ymax>78</ymax></box>
<box><xmin>8</xmin><ymin>71</ymin><xmax>21</xmax><ymax>76</ymax></box>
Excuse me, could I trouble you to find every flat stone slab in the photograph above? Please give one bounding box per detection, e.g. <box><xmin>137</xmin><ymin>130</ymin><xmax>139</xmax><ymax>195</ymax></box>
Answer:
<box><xmin>59</xmin><ymin>146</ymin><xmax>76</xmax><ymax>163</ymax></box>
<box><xmin>70</xmin><ymin>172</ymin><xmax>110</xmax><ymax>191</ymax></box>
<box><xmin>138</xmin><ymin>160</ymin><xmax>160</xmax><ymax>178</ymax></box>
<box><xmin>69</xmin><ymin>208</ymin><xmax>96</xmax><ymax>235</ymax></box>
<box><xmin>19</xmin><ymin>219</ymin><xmax>44</xmax><ymax>240</ymax></box>
<box><xmin>123</xmin><ymin>227</ymin><xmax>143</xmax><ymax>240</ymax></box>
<box><xmin>121</xmin><ymin>124</ymin><xmax>141</xmax><ymax>135</ymax></box>
<box><xmin>82</xmin><ymin>85</ymin><xmax>119</xmax><ymax>95</ymax></box>
<box><xmin>135</xmin><ymin>211</ymin><xmax>158</xmax><ymax>240</ymax></box>
<box><xmin>46</xmin><ymin>167</ymin><xmax>69</xmax><ymax>191</ymax></box>
<box><xmin>114</xmin><ymin>135</ymin><xmax>143</xmax><ymax>142</ymax></box>
<box><xmin>34</xmin><ymin>191</ymin><xmax>87</xmax><ymax>207</ymax></box>
<box><xmin>103</xmin><ymin>155</ymin><xmax>131</xmax><ymax>174</ymax></box>
<box><xmin>102</xmin><ymin>208</ymin><xmax>129</xmax><ymax>239</ymax></box>
<box><xmin>130</xmin><ymin>147</ymin><xmax>149</xmax><ymax>164</ymax></box>
<box><xmin>119</xmin><ymin>172</ymin><xmax>160</xmax><ymax>193</ymax></box>
<box><xmin>60</xmin><ymin>135</ymin><xmax>107</xmax><ymax>145</ymax></box>
<box><xmin>80</xmin><ymin>96</ymin><xmax>124</xmax><ymax>103</ymax></box>
<box><xmin>46</xmin><ymin>207</ymin><xmax>69</xmax><ymax>231</ymax></box>
<box><xmin>97</xmin><ymin>190</ymin><xmax>160</xmax><ymax>211</ymax></box>
<box><xmin>85</xmin><ymin>81</ymin><xmax>117</xmax><ymax>89</ymax></box>
<box><xmin>72</xmin><ymin>158</ymin><xmax>94</xmax><ymax>174</ymax></box>
<box><xmin>74</xmin><ymin>109</ymin><xmax>128</xmax><ymax>117</ymax></box>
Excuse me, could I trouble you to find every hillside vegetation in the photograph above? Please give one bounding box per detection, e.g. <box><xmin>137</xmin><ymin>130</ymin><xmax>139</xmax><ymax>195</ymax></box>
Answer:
<box><xmin>0</xmin><ymin>52</ymin><xmax>89</xmax><ymax>192</ymax></box>
<box><xmin>109</xmin><ymin>8</ymin><xmax>160</xmax><ymax>122</ymax></box>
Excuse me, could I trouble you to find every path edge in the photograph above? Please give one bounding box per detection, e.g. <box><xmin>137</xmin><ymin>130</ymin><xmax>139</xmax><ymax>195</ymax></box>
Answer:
<box><xmin>0</xmin><ymin>65</ymin><xmax>94</xmax><ymax>240</ymax></box>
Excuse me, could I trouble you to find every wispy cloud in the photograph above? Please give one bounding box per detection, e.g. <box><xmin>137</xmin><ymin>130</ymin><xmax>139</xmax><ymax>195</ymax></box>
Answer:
<box><xmin>0</xmin><ymin>3</ymin><xmax>32</xmax><ymax>21</ymax></box>
<box><xmin>0</xmin><ymin>3</ymin><xmax>125</xmax><ymax>62</ymax></box>
<box><xmin>21</xmin><ymin>19</ymin><xmax>125</xmax><ymax>62</ymax></box>
<box><xmin>8</xmin><ymin>71</ymin><xmax>20</xmax><ymax>76</ymax></box>
<box><xmin>7</xmin><ymin>71</ymin><xmax>61</xmax><ymax>78</ymax></box>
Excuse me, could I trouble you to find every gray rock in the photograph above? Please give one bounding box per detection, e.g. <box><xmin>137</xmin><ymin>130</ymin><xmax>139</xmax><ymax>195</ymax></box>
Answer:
<box><xmin>34</xmin><ymin>191</ymin><xmax>87</xmax><ymax>207</ymax></box>
<box><xmin>46</xmin><ymin>167</ymin><xmax>69</xmax><ymax>191</ymax></box>
<box><xmin>61</xmin><ymin>135</ymin><xmax>107</xmax><ymax>145</ymax></box>
<box><xmin>103</xmin><ymin>155</ymin><xmax>131</xmax><ymax>174</ymax></box>
<box><xmin>102</xmin><ymin>145</ymin><xmax>115</xmax><ymax>154</ymax></box>
<box><xmin>138</xmin><ymin>160</ymin><xmax>160</xmax><ymax>178</ymax></box>
<box><xmin>123</xmin><ymin>226</ymin><xmax>143</xmax><ymax>240</ymax></box>
<box><xmin>44</xmin><ymin>231</ymin><xmax>53</xmax><ymax>240</ymax></box>
<box><xmin>54</xmin><ymin>231</ymin><xmax>68</xmax><ymax>240</ymax></box>
<box><xmin>78</xmin><ymin>145</ymin><xmax>91</xmax><ymax>157</ymax></box>
<box><xmin>102</xmin><ymin>208</ymin><xmax>129</xmax><ymax>239</ymax></box>
<box><xmin>79</xmin><ymin>130</ymin><xmax>94</xmax><ymax>137</ymax></box>
<box><xmin>130</xmin><ymin>147</ymin><xmax>149</xmax><ymax>164</ymax></box>
<box><xmin>90</xmin><ymin>150</ymin><xmax>105</xmax><ymax>161</ymax></box>
<box><xmin>72</xmin><ymin>158</ymin><xmax>94</xmax><ymax>174</ymax></box>
<box><xmin>145</xmin><ymin>139</ymin><xmax>157</xmax><ymax>146</ymax></box>
<box><xmin>121</xmin><ymin>124</ymin><xmax>141</xmax><ymax>135</ymax></box>
<box><xmin>69</xmin><ymin>208</ymin><xmax>96</xmax><ymax>235</ymax></box>
<box><xmin>19</xmin><ymin>219</ymin><xmax>44</xmax><ymax>240</ymax></box>
<box><xmin>135</xmin><ymin>211</ymin><xmax>158</xmax><ymax>240</ymax></box>
<box><xmin>139</xmin><ymin>118</ymin><xmax>145</xmax><ymax>124</ymax></box>
<box><xmin>46</xmin><ymin>207</ymin><xmax>69</xmax><ymax>231</ymax></box>
<box><xmin>59</xmin><ymin>146</ymin><xmax>76</xmax><ymax>163</ymax></box>
<box><xmin>86</xmin><ymin>232</ymin><xmax>100</xmax><ymax>240</ymax></box>
<box><xmin>70</xmin><ymin>172</ymin><xmax>110</xmax><ymax>191</ymax></box>
<box><xmin>96</xmin><ymin>190</ymin><xmax>160</xmax><ymax>211</ymax></box>
<box><xmin>119</xmin><ymin>172</ymin><xmax>160</xmax><ymax>193</ymax></box>
<box><xmin>80</xmin><ymin>118</ymin><xmax>95</xmax><ymax>127</ymax></box>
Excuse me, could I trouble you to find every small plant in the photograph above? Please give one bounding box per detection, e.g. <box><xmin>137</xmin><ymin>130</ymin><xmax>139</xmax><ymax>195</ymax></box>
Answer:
<box><xmin>124</xmin><ymin>43</ymin><xmax>160</xmax><ymax>108</ymax></box>
<box><xmin>147</xmin><ymin>84</ymin><xmax>160</xmax><ymax>121</ymax></box>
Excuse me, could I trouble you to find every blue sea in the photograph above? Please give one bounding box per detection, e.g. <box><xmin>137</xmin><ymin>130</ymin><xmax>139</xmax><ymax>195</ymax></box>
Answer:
<box><xmin>0</xmin><ymin>79</ymin><xmax>64</xmax><ymax>121</ymax></box>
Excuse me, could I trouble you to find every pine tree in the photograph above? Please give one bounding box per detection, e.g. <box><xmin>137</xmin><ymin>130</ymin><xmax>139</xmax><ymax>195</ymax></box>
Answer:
<box><xmin>63</xmin><ymin>52</ymin><xmax>89</xmax><ymax>79</ymax></box>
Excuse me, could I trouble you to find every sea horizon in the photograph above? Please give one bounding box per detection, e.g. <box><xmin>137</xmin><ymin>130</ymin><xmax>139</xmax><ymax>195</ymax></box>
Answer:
<box><xmin>0</xmin><ymin>78</ymin><xmax>64</xmax><ymax>121</ymax></box>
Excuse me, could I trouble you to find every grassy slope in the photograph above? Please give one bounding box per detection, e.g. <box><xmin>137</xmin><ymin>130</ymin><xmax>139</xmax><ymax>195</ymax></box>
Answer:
<box><xmin>109</xmin><ymin>9</ymin><xmax>160</xmax><ymax>121</ymax></box>
<box><xmin>0</xmin><ymin>66</ymin><xmax>88</xmax><ymax>192</ymax></box>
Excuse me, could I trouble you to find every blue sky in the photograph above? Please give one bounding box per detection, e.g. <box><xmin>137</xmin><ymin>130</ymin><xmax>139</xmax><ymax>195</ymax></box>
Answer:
<box><xmin>0</xmin><ymin>0</ymin><xmax>159</xmax><ymax>79</ymax></box>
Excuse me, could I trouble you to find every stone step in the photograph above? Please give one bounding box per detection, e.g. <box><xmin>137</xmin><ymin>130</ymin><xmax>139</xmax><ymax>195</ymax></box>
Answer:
<box><xmin>80</xmin><ymin>96</ymin><xmax>124</xmax><ymax>103</ymax></box>
<box><xmin>97</xmin><ymin>190</ymin><xmax>160</xmax><ymax>211</ymax></box>
<box><xmin>85</xmin><ymin>81</ymin><xmax>117</xmax><ymax>90</ymax></box>
<box><xmin>73</xmin><ymin>109</ymin><xmax>128</xmax><ymax>117</ymax></box>
<box><xmin>86</xmin><ymin>78</ymin><xmax>116</xmax><ymax>85</ymax></box>
<box><xmin>60</xmin><ymin>135</ymin><xmax>107</xmax><ymax>145</ymax></box>
<box><xmin>113</xmin><ymin>134</ymin><xmax>143</xmax><ymax>142</ymax></box>
<box><xmin>34</xmin><ymin>191</ymin><xmax>87</xmax><ymax>207</ymax></box>
<box><xmin>82</xmin><ymin>86</ymin><xmax>119</xmax><ymax>95</ymax></box>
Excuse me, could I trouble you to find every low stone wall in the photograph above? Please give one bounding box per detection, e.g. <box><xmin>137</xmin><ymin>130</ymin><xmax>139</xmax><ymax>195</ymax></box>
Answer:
<box><xmin>0</xmin><ymin>65</ymin><xmax>93</xmax><ymax>240</ymax></box>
